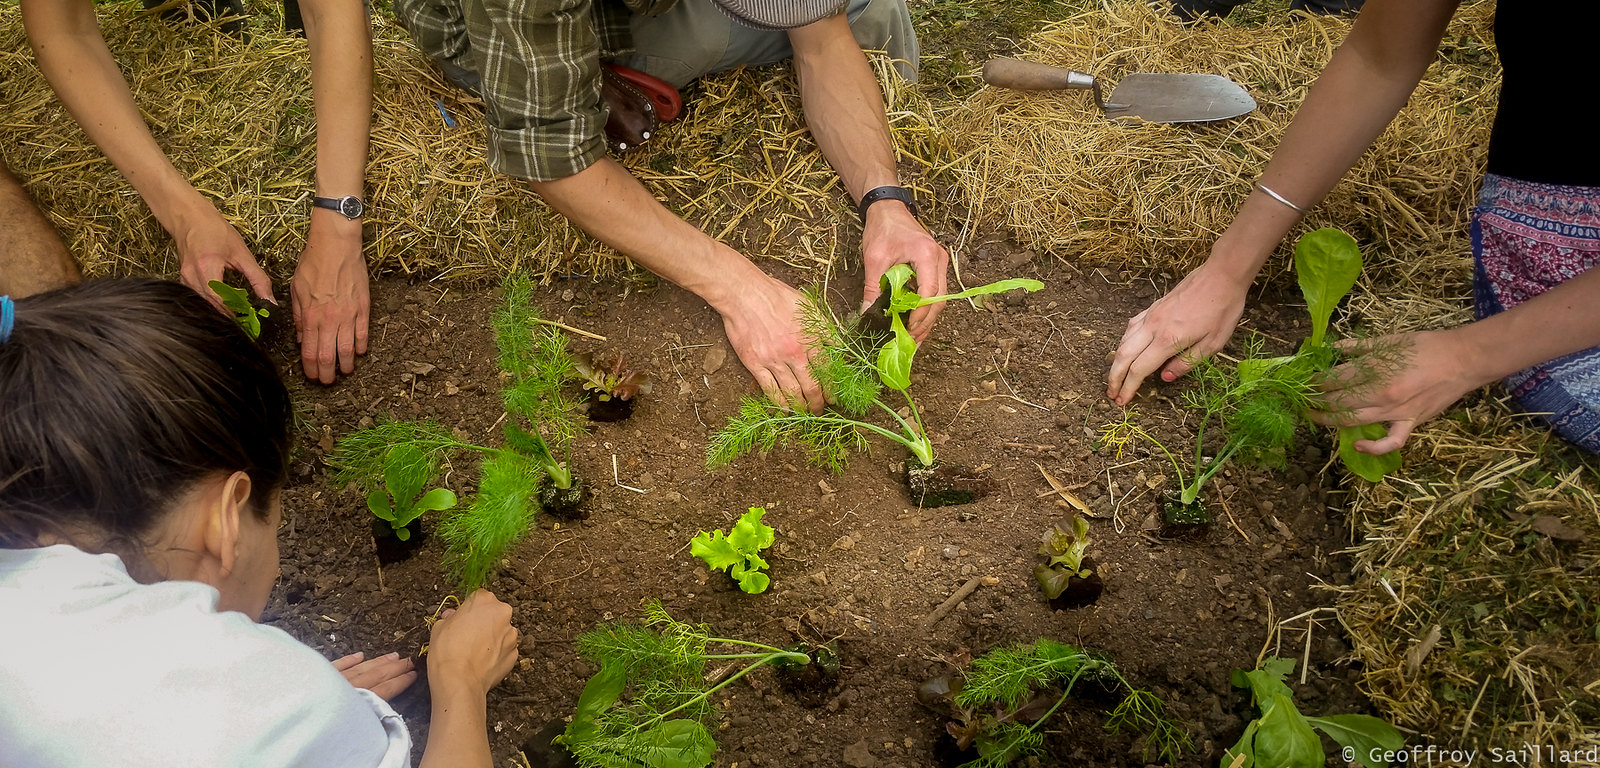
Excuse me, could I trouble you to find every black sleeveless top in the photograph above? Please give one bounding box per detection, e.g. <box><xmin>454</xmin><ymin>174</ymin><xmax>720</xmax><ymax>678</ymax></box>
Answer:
<box><xmin>1485</xmin><ymin>2</ymin><xmax>1600</xmax><ymax>186</ymax></box>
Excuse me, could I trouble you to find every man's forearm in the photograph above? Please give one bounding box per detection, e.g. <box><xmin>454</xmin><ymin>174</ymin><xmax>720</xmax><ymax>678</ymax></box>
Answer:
<box><xmin>299</xmin><ymin>0</ymin><xmax>372</xmax><ymax>204</ymax></box>
<box><xmin>1208</xmin><ymin>0</ymin><xmax>1461</xmax><ymax>282</ymax></box>
<box><xmin>788</xmin><ymin>14</ymin><xmax>899</xmax><ymax>204</ymax></box>
<box><xmin>528</xmin><ymin>158</ymin><xmax>769</xmax><ymax>309</ymax></box>
<box><xmin>20</xmin><ymin>0</ymin><xmax>209</xmax><ymax>229</ymax></box>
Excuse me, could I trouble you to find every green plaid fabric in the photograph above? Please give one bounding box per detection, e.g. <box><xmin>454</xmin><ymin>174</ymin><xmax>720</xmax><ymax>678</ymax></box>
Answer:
<box><xmin>395</xmin><ymin>0</ymin><xmax>680</xmax><ymax>181</ymax></box>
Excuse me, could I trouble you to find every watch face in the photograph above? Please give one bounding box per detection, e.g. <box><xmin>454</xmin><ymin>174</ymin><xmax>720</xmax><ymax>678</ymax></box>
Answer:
<box><xmin>339</xmin><ymin>196</ymin><xmax>365</xmax><ymax>219</ymax></box>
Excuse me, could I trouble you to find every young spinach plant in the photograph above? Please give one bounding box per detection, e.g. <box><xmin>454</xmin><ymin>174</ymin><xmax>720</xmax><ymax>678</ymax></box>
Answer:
<box><xmin>690</xmin><ymin>507</ymin><xmax>775</xmax><ymax>594</ymax></box>
<box><xmin>209</xmin><ymin>280</ymin><xmax>268</xmax><ymax>340</ymax></box>
<box><xmin>708</xmin><ymin>268</ymin><xmax>1041</xmax><ymax>474</ymax></box>
<box><xmin>552</xmin><ymin>600</ymin><xmax>812</xmax><ymax>768</ymax></box>
<box><xmin>919</xmin><ymin>639</ymin><xmax>1190</xmax><ymax>768</ymax></box>
<box><xmin>365</xmin><ymin>443</ymin><xmax>458</xmax><ymax>539</ymax></box>
<box><xmin>1224</xmin><ymin>657</ymin><xmax>1403</xmax><ymax>768</ymax></box>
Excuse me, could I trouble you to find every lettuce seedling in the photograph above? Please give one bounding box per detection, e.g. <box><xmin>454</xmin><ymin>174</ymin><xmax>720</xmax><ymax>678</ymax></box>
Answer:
<box><xmin>551</xmin><ymin>601</ymin><xmax>812</xmax><ymax>768</ymax></box>
<box><xmin>1224</xmin><ymin>657</ymin><xmax>1403</xmax><ymax>768</ymax></box>
<box><xmin>918</xmin><ymin>639</ymin><xmax>1190</xmax><ymax>768</ymax></box>
<box><xmin>708</xmin><ymin>268</ymin><xmax>1041</xmax><ymax>475</ymax></box>
<box><xmin>364</xmin><ymin>444</ymin><xmax>458</xmax><ymax>540</ymax></box>
<box><xmin>209</xmin><ymin>280</ymin><xmax>268</xmax><ymax>340</ymax></box>
<box><xmin>575</xmin><ymin>350</ymin><xmax>654</xmax><ymax>403</ymax></box>
<box><xmin>690</xmin><ymin>507</ymin><xmax>775</xmax><ymax>594</ymax></box>
<box><xmin>1033</xmin><ymin>516</ymin><xmax>1102</xmax><ymax>607</ymax></box>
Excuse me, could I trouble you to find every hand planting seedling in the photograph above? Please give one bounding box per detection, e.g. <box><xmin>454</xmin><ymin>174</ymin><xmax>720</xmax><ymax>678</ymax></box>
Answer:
<box><xmin>1033</xmin><ymin>515</ymin><xmax>1103</xmax><ymax>609</ymax></box>
<box><xmin>708</xmin><ymin>267</ymin><xmax>1041</xmax><ymax>507</ymax></box>
<box><xmin>574</xmin><ymin>350</ymin><xmax>653</xmax><ymax>422</ymax></box>
<box><xmin>1223</xmin><ymin>657</ymin><xmax>1403</xmax><ymax>768</ymax></box>
<box><xmin>531</xmin><ymin>600</ymin><xmax>816</xmax><ymax>768</ymax></box>
<box><xmin>689</xmin><ymin>507</ymin><xmax>774</xmax><ymax>594</ymax></box>
<box><xmin>918</xmin><ymin>638</ymin><xmax>1190</xmax><ymax>768</ymax></box>
<box><xmin>209</xmin><ymin>280</ymin><xmax>268</xmax><ymax>340</ymax></box>
<box><xmin>1101</xmin><ymin>228</ymin><xmax>1402</xmax><ymax>537</ymax></box>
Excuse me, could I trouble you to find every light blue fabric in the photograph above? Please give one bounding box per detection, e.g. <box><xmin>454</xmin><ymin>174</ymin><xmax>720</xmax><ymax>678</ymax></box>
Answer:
<box><xmin>0</xmin><ymin>295</ymin><xmax>14</xmax><ymax>344</ymax></box>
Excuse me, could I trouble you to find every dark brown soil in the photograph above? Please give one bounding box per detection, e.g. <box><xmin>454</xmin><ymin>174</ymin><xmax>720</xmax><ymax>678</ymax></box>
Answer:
<box><xmin>261</xmin><ymin>246</ymin><xmax>1373</xmax><ymax>768</ymax></box>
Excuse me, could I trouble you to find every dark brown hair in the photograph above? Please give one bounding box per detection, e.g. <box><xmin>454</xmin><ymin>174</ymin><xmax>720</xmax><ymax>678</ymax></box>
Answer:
<box><xmin>0</xmin><ymin>279</ymin><xmax>290</xmax><ymax>553</ymax></box>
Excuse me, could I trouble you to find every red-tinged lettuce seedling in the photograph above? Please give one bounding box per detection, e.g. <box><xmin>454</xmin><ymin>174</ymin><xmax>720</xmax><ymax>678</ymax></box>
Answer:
<box><xmin>690</xmin><ymin>507</ymin><xmax>775</xmax><ymax>594</ymax></box>
<box><xmin>1033</xmin><ymin>516</ymin><xmax>1103</xmax><ymax>608</ymax></box>
<box><xmin>209</xmin><ymin>280</ymin><xmax>268</xmax><ymax>340</ymax></box>
<box><xmin>575</xmin><ymin>351</ymin><xmax>653</xmax><ymax>401</ymax></box>
<box><xmin>1224</xmin><ymin>657</ymin><xmax>1403</xmax><ymax>768</ymax></box>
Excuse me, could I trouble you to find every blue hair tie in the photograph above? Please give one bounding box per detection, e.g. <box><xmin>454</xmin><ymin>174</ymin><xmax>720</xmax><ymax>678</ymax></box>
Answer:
<box><xmin>0</xmin><ymin>295</ymin><xmax>14</xmax><ymax>344</ymax></box>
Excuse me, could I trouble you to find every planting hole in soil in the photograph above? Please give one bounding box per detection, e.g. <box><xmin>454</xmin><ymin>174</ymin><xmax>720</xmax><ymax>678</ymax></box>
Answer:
<box><xmin>584</xmin><ymin>395</ymin><xmax>634</xmax><ymax>422</ymax></box>
<box><xmin>519</xmin><ymin>721</ymin><xmax>579</xmax><ymax>768</ymax></box>
<box><xmin>904</xmin><ymin>460</ymin><xmax>986</xmax><ymax>507</ymax></box>
<box><xmin>371</xmin><ymin>518</ymin><xmax>427</xmax><ymax>564</ymax></box>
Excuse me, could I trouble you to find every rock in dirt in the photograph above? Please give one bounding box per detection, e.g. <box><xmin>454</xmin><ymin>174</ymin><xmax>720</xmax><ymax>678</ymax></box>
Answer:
<box><xmin>702</xmin><ymin>346</ymin><xmax>727</xmax><ymax>375</ymax></box>
<box><xmin>843</xmin><ymin>739</ymin><xmax>876</xmax><ymax>768</ymax></box>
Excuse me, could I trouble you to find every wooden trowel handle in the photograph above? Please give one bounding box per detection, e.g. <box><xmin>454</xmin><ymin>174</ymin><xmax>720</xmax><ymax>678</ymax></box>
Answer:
<box><xmin>982</xmin><ymin>58</ymin><xmax>1097</xmax><ymax>91</ymax></box>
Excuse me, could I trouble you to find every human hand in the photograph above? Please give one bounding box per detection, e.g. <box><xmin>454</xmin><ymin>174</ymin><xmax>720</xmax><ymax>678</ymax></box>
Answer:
<box><xmin>720</xmin><ymin>275</ymin><xmax>825</xmax><ymax>413</ymax></box>
<box><xmin>1311</xmin><ymin>329</ymin><xmax>1483</xmax><ymax>454</ymax></box>
<box><xmin>860</xmin><ymin>203</ymin><xmax>949</xmax><ymax>343</ymax></box>
<box><xmin>292</xmin><ymin>215</ymin><xmax>370</xmax><ymax>384</ymax></box>
<box><xmin>1107</xmin><ymin>262</ymin><xmax>1250</xmax><ymax>405</ymax></box>
<box><xmin>174</xmin><ymin>204</ymin><xmax>277</xmax><ymax>312</ymax></box>
<box><xmin>425</xmin><ymin>590</ymin><xmax>519</xmax><ymax>697</ymax></box>
<box><xmin>333</xmin><ymin>651</ymin><xmax>419</xmax><ymax>701</ymax></box>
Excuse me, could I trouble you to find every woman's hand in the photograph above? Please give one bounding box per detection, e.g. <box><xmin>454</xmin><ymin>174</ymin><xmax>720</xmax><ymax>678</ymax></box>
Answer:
<box><xmin>333</xmin><ymin>651</ymin><xmax>418</xmax><ymax>701</ymax></box>
<box><xmin>1312</xmin><ymin>329</ymin><xmax>1487</xmax><ymax>454</ymax></box>
<box><xmin>1107</xmin><ymin>262</ymin><xmax>1251</xmax><ymax>405</ymax></box>
<box><xmin>425</xmin><ymin>590</ymin><xmax>519</xmax><ymax>697</ymax></box>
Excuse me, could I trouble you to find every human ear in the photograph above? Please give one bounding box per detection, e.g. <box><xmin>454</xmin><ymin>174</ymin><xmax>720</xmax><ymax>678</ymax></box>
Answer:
<box><xmin>203</xmin><ymin>471</ymin><xmax>254</xmax><ymax>579</ymax></box>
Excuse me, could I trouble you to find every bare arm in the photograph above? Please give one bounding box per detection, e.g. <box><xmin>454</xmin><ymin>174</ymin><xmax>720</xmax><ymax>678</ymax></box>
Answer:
<box><xmin>293</xmin><ymin>0</ymin><xmax>374</xmax><ymax>384</ymax></box>
<box><xmin>417</xmin><ymin>591</ymin><xmax>518</xmax><ymax>768</ymax></box>
<box><xmin>1319</xmin><ymin>266</ymin><xmax>1600</xmax><ymax>453</ymax></box>
<box><xmin>1107</xmin><ymin>0</ymin><xmax>1462</xmax><ymax>404</ymax></box>
<box><xmin>787</xmin><ymin>15</ymin><xmax>949</xmax><ymax>340</ymax></box>
<box><xmin>20</xmin><ymin>0</ymin><xmax>273</xmax><ymax>304</ymax></box>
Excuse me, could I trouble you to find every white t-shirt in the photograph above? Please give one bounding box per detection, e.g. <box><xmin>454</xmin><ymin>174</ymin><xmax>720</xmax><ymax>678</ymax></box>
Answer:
<box><xmin>0</xmin><ymin>545</ymin><xmax>412</xmax><ymax>768</ymax></box>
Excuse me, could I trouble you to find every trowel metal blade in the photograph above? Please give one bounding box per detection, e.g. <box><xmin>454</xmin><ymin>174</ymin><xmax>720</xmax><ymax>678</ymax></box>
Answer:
<box><xmin>1104</xmin><ymin>73</ymin><xmax>1256</xmax><ymax>124</ymax></box>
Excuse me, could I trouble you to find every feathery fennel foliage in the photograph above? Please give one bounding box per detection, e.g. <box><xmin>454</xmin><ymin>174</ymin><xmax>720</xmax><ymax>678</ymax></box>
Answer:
<box><xmin>439</xmin><ymin>451</ymin><xmax>542</xmax><ymax>591</ymax></box>
<box><xmin>555</xmin><ymin>601</ymin><xmax>810</xmax><ymax>768</ymax></box>
<box><xmin>950</xmin><ymin>639</ymin><xmax>1191</xmax><ymax>767</ymax></box>
<box><xmin>495</xmin><ymin>273</ymin><xmax>587</xmax><ymax>452</ymax></box>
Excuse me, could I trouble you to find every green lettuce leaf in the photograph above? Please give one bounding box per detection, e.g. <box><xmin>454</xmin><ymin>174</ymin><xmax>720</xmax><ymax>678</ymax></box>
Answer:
<box><xmin>1293</xmin><ymin>228</ymin><xmax>1361</xmax><ymax>348</ymax></box>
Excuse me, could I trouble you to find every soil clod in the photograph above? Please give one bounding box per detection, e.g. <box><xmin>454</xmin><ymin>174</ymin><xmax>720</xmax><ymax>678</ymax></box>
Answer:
<box><xmin>372</xmin><ymin>518</ymin><xmax>427</xmax><ymax>564</ymax></box>
<box><xmin>1160</xmin><ymin>493</ymin><xmax>1213</xmax><ymax>540</ymax></box>
<box><xmin>539</xmin><ymin>479</ymin><xmax>588</xmax><ymax>519</ymax></box>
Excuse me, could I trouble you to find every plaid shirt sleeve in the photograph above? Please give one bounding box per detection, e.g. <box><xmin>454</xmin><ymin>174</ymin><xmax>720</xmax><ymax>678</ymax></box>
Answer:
<box><xmin>398</xmin><ymin>0</ymin><xmax>680</xmax><ymax>181</ymax></box>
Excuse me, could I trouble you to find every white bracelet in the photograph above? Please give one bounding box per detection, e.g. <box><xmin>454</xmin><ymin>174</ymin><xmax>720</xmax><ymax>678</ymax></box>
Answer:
<box><xmin>1256</xmin><ymin>182</ymin><xmax>1308</xmax><ymax>214</ymax></box>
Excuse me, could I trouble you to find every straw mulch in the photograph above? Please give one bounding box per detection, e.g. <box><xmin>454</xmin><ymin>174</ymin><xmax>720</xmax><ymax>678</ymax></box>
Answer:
<box><xmin>0</xmin><ymin>2</ymin><xmax>939</xmax><ymax>283</ymax></box>
<box><xmin>1331</xmin><ymin>397</ymin><xmax>1600</xmax><ymax>753</ymax></box>
<box><xmin>942</xmin><ymin>0</ymin><xmax>1499</xmax><ymax>283</ymax></box>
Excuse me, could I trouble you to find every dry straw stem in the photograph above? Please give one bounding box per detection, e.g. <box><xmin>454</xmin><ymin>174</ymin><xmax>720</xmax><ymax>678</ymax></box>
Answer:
<box><xmin>0</xmin><ymin>4</ymin><xmax>943</xmax><ymax>283</ymax></box>
<box><xmin>942</xmin><ymin>0</ymin><xmax>1499</xmax><ymax>282</ymax></box>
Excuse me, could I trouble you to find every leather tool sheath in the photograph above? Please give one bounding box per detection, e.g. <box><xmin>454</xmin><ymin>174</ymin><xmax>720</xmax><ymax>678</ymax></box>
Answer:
<box><xmin>601</xmin><ymin>64</ymin><xmax>684</xmax><ymax>154</ymax></box>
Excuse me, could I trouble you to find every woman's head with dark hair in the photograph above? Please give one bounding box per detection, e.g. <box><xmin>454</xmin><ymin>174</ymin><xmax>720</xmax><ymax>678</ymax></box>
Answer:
<box><xmin>0</xmin><ymin>279</ymin><xmax>291</xmax><ymax>609</ymax></box>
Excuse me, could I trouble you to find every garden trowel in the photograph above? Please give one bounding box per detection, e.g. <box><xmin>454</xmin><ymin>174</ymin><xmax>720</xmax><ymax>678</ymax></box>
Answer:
<box><xmin>982</xmin><ymin>58</ymin><xmax>1256</xmax><ymax>124</ymax></box>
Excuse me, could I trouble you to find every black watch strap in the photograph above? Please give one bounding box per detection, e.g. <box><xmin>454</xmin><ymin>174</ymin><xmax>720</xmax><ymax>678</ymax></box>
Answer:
<box><xmin>312</xmin><ymin>195</ymin><xmax>365</xmax><ymax>221</ymax></box>
<box><xmin>857</xmin><ymin>185</ymin><xmax>918</xmax><ymax>223</ymax></box>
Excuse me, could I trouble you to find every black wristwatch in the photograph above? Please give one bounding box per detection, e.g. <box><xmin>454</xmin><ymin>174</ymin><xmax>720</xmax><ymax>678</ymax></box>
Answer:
<box><xmin>857</xmin><ymin>185</ymin><xmax>918</xmax><ymax>223</ymax></box>
<box><xmin>312</xmin><ymin>195</ymin><xmax>366</xmax><ymax>221</ymax></box>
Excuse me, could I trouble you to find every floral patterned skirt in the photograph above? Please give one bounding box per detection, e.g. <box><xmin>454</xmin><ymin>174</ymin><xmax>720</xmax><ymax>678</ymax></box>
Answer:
<box><xmin>1472</xmin><ymin>173</ymin><xmax>1600</xmax><ymax>452</ymax></box>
